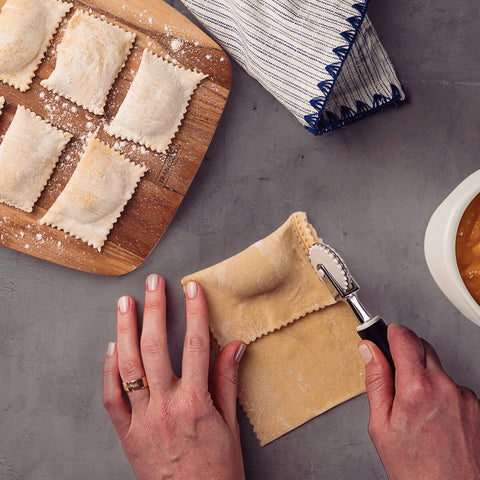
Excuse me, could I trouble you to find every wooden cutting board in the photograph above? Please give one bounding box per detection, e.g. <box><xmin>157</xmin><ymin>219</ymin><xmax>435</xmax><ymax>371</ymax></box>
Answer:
<box><xmin>0</xmin><ymin>0</ymin><xmax>231</xmax><ymax>275</ymax></box>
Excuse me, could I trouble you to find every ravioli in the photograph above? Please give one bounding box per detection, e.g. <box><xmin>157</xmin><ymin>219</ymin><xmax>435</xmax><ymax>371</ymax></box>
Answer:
<box><xmin>0</xmin><ymin>105</ymin><xmax>72</xmax><ymax>212</ymax></box>
<box><xmin>41</xmin><ymin>9</ymin><xmax>135</xmax><ymax>115</ymax></box>
<box><xmin>0</xmin><ymin>0</ymin><xmax>72</xmax><ymax>91</ymax></box>
<box><xmin>40</xmin><ymin>137</ymin><xmax>147</xmax><ymax>251</ymax></box>
<box><xmin>106</xmin><ymin>48</ymin><xmax>207</xmax><ymax>153</ymax></box>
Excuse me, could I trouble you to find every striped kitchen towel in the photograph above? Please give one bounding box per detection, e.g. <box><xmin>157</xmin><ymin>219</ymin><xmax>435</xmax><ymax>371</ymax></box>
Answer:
<box><xmin>180</xmin><ymin>0</ymin><xmax>406</xmax><ymax>134</ymax></box>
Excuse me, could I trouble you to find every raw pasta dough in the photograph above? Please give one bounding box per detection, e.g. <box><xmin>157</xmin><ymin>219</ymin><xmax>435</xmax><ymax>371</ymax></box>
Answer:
<box><xmin>40</xmin><ymin>137</ymin><xmax>147</xmax><ymax>251</ymax></box>
<box><xmin>0</xmin><ymin>0</ymin><xmax>72</xmax><ymax>91</ymax></box>
<box><xmin>182</xmin><ymin>212</ymin><xmax>366</xmax><ymax>445</ymax></box>
<box><xmin>106</xmin><ymin>48</ymin><xmax>207</xmax><ymax>153</ymax></box>
<box><xmin>184</xmin><ymin>212</ymin><xmax>336</xmax><ymax>347</ymax></box>
<box><xmin>0</xmin><ymin>105</ymin><xmax>72</xmax><ymax>212</ymax></box>
<box><xmin>238</xmin><ymin>302</ymin><xmax>365</xmax><ymax>445</ymax></box>
<box><xmin>41</xmin><ymin>9</ymin><xmax>135</xmax><ymax>114</ymax></box>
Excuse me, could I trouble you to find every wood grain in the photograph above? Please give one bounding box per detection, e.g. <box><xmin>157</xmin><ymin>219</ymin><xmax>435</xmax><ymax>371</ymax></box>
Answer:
<box><xmin>0</xmin><ymin>0</ymin><xmax>231</xmax><ymax>275</ymax></box>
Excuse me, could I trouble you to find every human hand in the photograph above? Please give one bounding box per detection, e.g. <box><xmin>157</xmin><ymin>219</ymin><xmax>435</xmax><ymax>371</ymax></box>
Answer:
<box><xmin>359</xmin><ymin>323</ymin><xmax>480</xmax><ymax>480</ymax></box>
<box><xmin>102</xmin><ymin>274</ymin><xmax>246</xmax><ymax>480</ymax></box>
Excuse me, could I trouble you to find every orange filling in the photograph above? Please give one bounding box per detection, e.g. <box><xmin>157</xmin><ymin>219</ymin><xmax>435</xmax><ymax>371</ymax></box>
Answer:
<box><xmin>456</xmin><ymin>193</ymin><xmax>480</xmax><ymax>305</ymax></box>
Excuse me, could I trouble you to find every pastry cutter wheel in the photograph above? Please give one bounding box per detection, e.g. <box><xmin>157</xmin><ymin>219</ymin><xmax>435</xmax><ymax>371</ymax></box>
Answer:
<box><xmin>309</xmin><ymin>242</ymin><xmax>395</xmax><ymax>374</ymax></box>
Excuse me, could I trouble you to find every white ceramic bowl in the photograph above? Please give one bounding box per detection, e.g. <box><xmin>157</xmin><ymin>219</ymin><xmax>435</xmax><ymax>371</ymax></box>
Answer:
<box><xmin>424</xmin><ymin>169</ymin><xmax>480</xmax><ymax>326</ymax></box>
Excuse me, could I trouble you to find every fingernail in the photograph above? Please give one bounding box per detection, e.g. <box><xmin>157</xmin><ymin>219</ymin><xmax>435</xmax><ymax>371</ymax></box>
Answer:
<box><xmin>235</xmin><ymin>343</ymin><xmax>247</xmax><ymax>363</ymax></box>
<box><xmin>358</xmin><ymin>344</ymin><xmax>372</xmax><ymax>365</ymax></box>
<box><xmin>119</xmin><ymin>296</ymin><xmax>129</xmax><ymax>314</ymax></box>
<box><xmin>107</xmin><ymin>342</ymin><xmax>116</xmax><ymax>357</ymax></box>
<box><xmin>147</xmin><ymin>274</ymin><xmax>159</xmax><ymax>292</ymax></box>
<box><xmin>186</xmin><ymin>281</ymin><xmax>197</xmax><ymax>299</ymax></box>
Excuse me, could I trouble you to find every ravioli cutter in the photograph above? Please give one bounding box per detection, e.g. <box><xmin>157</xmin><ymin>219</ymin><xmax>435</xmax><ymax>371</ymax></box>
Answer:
<box><xmin>309</xmin><ymin>242</ymin><xmax>395</xmax><ymax>373</ymax></box>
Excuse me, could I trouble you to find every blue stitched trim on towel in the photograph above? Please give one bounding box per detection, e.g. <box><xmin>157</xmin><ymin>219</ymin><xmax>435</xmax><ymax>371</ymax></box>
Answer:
<box><xmin>303</xmin><ymin>1</ymin><xmax>406</xmax><ymax>135</ymax></box>
<box><xmin>308</xmin><ymin>84</ymin><xmax>407</xmax><ymax>135</ymax></box>
<box><xmin>317</xmin><ymin>83</ymin><xmax>407</xmax><ymax>134</ymax></box>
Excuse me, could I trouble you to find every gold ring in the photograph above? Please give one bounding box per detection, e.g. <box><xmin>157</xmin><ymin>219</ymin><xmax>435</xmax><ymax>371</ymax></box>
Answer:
<box><xmin>122</xmin><ymin>376</ymin><xmax>149</xmax><ymax>392</ymax></box>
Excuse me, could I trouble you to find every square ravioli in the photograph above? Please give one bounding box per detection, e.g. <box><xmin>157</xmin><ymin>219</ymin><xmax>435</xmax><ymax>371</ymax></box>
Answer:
<box><xmin>183</xmin><ymin>212</ymin><xmax>336</xmax><ymax>347</ymax></box>
<box><xmin>41</xmin><ymin>9</ymin><xmax>135</xmax><ymax>115</ymax></box>
<box><xmin>40</xmin><ymin>137</ymin><xmax>147</xmax><ymax>251</ymax></box>
<box><xmin>0</xmin><ymin>0</ymin><xmax>72</xmax><ymax>91</ymax></box>
<box><xmin>106</xmin><ymin>49</ymin><xmax>207</xmax><ymax>153</ymax></box>
<box><xmin>0</xmin><ymin>105</ymin><xmax>72</xmax><ymax>212</ymax></box>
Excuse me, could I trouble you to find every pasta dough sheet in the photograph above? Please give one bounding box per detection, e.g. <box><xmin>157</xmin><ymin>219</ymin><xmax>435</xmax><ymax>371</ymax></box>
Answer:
<box><xmin>0</xmin><ymin>0</ymin><xmax>72</xmax><ymax>91</ymax></box>
<box><xmin>238</xmin><ymin>302</ymin><xmax>365</xmax><ymax>446</ymax></box>
<box><xmin>182</xmin><ymin>212</ymin><xmax>366</xmax><ymax>445</ymax></box>
<box><xmin>182</xmin><ymin>212</ymin><xmax>336</xmax><ymax>347</ymax></box>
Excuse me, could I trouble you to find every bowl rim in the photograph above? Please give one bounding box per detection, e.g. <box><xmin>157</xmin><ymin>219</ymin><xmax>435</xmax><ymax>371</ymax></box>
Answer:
<box><xmin>444</xmin><ymin>170</ymin><xmax>480</xmax><ymax>319</ymax></box>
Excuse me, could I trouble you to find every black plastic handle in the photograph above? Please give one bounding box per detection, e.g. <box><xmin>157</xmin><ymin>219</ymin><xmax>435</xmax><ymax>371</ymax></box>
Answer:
<box><xmin>357</xmin><ymin>317</ymin><xmax>395</xmax><ymax>376</ymax></box>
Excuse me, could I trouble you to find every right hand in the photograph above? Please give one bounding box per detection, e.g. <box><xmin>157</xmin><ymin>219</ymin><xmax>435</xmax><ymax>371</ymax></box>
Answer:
<box><xmin>359</xmin><ymin>323</ymin><xmax>480</xmax><ymax>480</ymax></box>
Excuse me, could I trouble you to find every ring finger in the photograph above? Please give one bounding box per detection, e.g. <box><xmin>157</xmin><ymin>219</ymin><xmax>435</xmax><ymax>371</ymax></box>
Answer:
<box><xmin>117</xmin><ymin>295</ymin><xmax>149</xmax><ymax>410</ymax></box>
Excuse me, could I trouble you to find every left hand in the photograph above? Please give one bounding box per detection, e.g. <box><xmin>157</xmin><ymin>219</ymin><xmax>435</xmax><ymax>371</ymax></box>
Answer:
<box><xmin>102</xmin><ymin>274</ymin><xmax>246</xmax><ymax>480</ymax></box>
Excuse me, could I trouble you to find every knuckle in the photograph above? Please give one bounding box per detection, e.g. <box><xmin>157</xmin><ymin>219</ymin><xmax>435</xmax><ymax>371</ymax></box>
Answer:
<box><xmin>401</xmin><ymin>374</ymin><xmax>431</xmax><ymax>405</ymax></box>
<box><xmin>144</xmin><ymin>299</ymin><xmax>164</xmax><ymax>316</ymax></box>
<box><xmin>179</xmin><ymin>384</ymin><xmax>207</xmax><ymax>411</ymax></box>
<box><xmin>186</xmin><ymin>302</ymin><xmax>206</xmax><ymax>322</ymax></box>
<box><xmin>102</xmin><ymin>392</ymin><xmax>120</xmax><ymax>411</ymax></box>
<box><xmin>150</xmin><ymin>397</ymin><xmax>180</xmax><ymax>431</ymax></box>
<box><xmin>140</xmin><ymin>336</ymin><xmax>164</xmax><ymax>356</ymax></box>
<box><xmin>185</xmin><ymin>333</ymin><xmax>209</xmax><ymax>356</ymax></box>
<box><xmin>441</xmin><ymin>382</ymin><xmax>473</xmax><ymax>410</ymax></box>
<box><xmin>217</xmin><ymin>370</ymin><xmax>238</xmax><ymax>390</ymax></box>
<box><xmin>102</xmin><ymin>364</ymin><xmax>116</xmax><ymax>379</ymax></box>
<box><xmin>460</xmin><ymin>387</ymin><xmax>480</xmax><ymax>419</ymax></box>
<box><xmin>438</xmin><ymin>376</ymin><xmax>461</xmax><ymax>400</ymax></box>
<box><xmin>365</xmin><ymin>371</ymin><xmax>385</xmax><ymax>395</ymax></box>
<box><xmin>156</xmin><ymin>398</ymin><xmax>175</xmax><ymax>419</ymax></box>
<box><xmin>117</xmin><ymin>320</ymin><xmax>135</xmax><ymax>336</ymax></box>
<box><xmin>460</xmin><ymin>385</ymin><xmax>478</xmax><ymax>402</ymax></box>
<box><xmin>120</xmin><ymin>356</ymin><xmax>141</xmax><ymax>379</ymax></box>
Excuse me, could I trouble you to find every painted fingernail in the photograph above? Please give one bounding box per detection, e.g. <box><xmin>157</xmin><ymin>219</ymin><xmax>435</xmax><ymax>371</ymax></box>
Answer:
<box><xmin>147</xmin><ymin>274</ymin><xmax>159</xmax><ymax>292</ymax></box>
<box><xmin>186</xmin><ymin>281</ymin><xmax>197</xmax><ymax>299</ymax></box>
<box><xmin>235</xmin><ymin>343</ymin><xmax>247</xmax><ymax>363</ymax></box>
<box><xmin>119</xmin><ymin>296</ymin><xmax>130</xmax><ymax>314</ymax></box>
<box><xmin>358</xmin><ymin>344</ymin><xmax>372</xmax><ymax>365</ymax></box>
<box><xmin>107</xmin><ymin>342</ymin><xmax>116</xmax><ymax>357</ymax></box>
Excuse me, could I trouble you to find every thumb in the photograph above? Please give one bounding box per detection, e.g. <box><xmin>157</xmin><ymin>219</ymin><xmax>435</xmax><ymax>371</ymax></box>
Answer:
<box><xmin>359</xmin><ymin>340</ymin><xmax>394</xmax><ymax>428</ymax></box>
<box><xmin>212</xmin><ymin>341</ymin><xmax>246</xmax><ymax>431</ymax></box>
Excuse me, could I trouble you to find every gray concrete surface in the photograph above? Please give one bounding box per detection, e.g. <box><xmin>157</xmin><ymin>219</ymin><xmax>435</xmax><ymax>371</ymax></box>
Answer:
<box><xmin>2</xmin><ymin>0</ymin><xmax>480</xmax><ymax>478</ymax></box>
